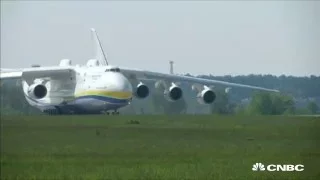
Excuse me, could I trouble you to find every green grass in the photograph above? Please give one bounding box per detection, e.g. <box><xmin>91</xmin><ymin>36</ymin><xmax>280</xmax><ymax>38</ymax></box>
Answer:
<box><xmin>1</xmin><ymin>115</ymin><xmax>320</xmax><ymax>179</ymax></box>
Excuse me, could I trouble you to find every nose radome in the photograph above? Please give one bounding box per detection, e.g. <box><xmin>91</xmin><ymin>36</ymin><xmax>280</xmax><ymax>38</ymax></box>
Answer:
<box><xmin>117</xmin><ymin>74</ymin><xmax>133</xmax><ymax>92</ymax></box>
<box><xmin>103</xmin><ymin>73</ymin><xmax>132</xmax><ymax>92</ymax></box>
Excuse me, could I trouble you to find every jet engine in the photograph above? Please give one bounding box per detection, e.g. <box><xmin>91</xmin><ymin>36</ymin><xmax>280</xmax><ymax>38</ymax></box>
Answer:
<box><xmin>197</xmin><ymin>88</ymin><xmax>216</xmax><ymax>104</ymax></box>
<box><xmin>28</xmin><ymin>83</ymin><xmax>48</xmax><ymax>99</ymax></box>
<box><xmin>134</xmin><ymin>82</ymin><xmax>149</xmax><ymax>99</ymax></box>
<box><xmin>164</xmin><ymin>83</ymin><xmax>183</xmax><ymax>101</ymax></box>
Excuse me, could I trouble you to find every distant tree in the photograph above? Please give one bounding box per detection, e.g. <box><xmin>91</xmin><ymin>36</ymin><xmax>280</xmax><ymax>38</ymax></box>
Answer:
<box><xmin>246</xmin><ymin>92</ymin><xmax>295</xmax><ymax>115</ymax></box>
<box><xmin>247</xmin><ymin>92</ymin><xmax>273</xmax><ymax>115</ymax></box>
<box><xmin>270</xmin><ymin>93</ymin><xmax>295</xmax><ymax>115</ymax></box>
<box><xmin>234</xmin><ymin>104</ymin><xmax>247</xmax><ymax>115</ymax></box>
<box><xmin>307</xmin><ymin>101</ymin><xmax>319</xmax><ymax>114</ymax></box>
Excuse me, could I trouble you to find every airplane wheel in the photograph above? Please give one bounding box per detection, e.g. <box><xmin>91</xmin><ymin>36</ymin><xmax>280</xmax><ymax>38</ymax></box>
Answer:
<box><xmin>113</xmin><ymin>110</ymin><xmax>119</xmax><ymax>115</ymax></box>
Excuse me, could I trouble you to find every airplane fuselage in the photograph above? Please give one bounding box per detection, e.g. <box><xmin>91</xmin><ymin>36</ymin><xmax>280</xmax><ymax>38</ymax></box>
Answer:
<box><xmin>22</xmin><ymin>65</ymin><xmax>133</xmax><ymax>115</ymax></box>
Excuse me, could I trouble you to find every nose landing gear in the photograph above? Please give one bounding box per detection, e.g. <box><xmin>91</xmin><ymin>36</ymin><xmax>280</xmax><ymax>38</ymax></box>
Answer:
<box><xmin>44</xmin><ymin>107</ymin><xmax>61</xmax><ymax>115</ymax></box>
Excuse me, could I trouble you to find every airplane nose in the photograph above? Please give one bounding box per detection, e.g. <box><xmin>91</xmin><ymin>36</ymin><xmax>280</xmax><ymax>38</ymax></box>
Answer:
<box><xmin>118</xmin><ymin>74</ymin><xmax>133</xmax><ymax>92</ymax></box>
<box><xmin>101</xmin><ymin>72</ymin><xmax>133</xmax><ymax>93</ymax></box>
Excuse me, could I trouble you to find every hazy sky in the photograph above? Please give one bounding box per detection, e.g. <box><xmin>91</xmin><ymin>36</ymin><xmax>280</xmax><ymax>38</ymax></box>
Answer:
<box><xmin>1</xmin><ymin>1</ymin><xmax>319</xmax><ymax>76</ymax></box>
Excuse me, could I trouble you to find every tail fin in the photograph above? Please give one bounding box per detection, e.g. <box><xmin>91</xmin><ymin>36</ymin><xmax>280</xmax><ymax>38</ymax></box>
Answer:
<box><xmin>90</xmin><ymin>28</ymin><xmax>108</xmax><ymax>66</ymax></box>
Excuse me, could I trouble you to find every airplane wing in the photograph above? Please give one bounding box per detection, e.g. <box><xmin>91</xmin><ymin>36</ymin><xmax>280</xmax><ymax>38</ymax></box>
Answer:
<box><xmin>0</xmin><ymin>71</ymin><xmax>23</xmax><ymax>80</ymax></box>
<box><xmin>0</xmin><ymin>67</ymin><xmax>75</xmax><ymax>80</ymax></box>
<box><xmin>0</xmin><ymin>67</ymin><xmax>77</xmax><ymax>102</ymax></box>
<box><xmin>120</xmin><ymin>68</ymin><xmax>279</xmax><ymax>92</ymax></box>
<box><xmin>88</xmin><ymin>27</ymin><xmax>279</xmax><ymax>93</ymax></box>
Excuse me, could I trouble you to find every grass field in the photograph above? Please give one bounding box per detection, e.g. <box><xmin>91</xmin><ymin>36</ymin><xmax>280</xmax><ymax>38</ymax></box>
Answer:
<box><xmin>1</xmin><ymin>115</ymin><xmax>320</xmax><ymax>179</ymax></box>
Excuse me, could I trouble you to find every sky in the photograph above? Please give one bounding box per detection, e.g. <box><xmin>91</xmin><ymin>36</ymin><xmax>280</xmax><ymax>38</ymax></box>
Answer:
<box><xmin>1</xmin><ymin>1</ymin><xmax>319</xmax><ymax>76</ymax></box>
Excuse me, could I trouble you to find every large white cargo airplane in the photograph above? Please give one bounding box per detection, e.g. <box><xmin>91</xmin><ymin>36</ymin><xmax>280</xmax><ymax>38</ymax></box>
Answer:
<box><xmin>0</xmin><ymin>28</ymin><xmax>279</xmax><ymax>115</ymax></box>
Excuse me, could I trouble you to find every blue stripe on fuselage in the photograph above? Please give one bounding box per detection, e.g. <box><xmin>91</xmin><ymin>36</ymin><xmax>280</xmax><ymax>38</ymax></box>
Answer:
<box><xmin>74</xmin><ymin>95</ymin><xmax>130</xmax><ymax>104</ymax></box>
<box><xmin>24</xmin><ymin>95</ymin><xmax>131</xmax><ymax>115</ymax></box>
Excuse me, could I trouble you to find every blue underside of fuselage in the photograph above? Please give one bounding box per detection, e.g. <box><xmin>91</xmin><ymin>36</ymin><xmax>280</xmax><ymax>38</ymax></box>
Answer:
<box><xmin>32</xmin><ymin>96</ymin><xmax>130</xmax><ymax>115</ymax></box>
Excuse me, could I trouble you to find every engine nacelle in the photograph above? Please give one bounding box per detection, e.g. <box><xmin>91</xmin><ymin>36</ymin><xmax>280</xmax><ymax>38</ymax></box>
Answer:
<box><xmin>197</xmin><ymin>88</ymin><xmax>216</xmax><ymax>104</ymax></box>
<box><xmin>134</xmin><ymin>82</ymin><xmax>149</xmax><ymax>99</ymax></box>
<box><xmin>164</xmin><ymin>83</ymin><xmax>183</xmax><ymax>102</ymax></box>
<box><xmin>28</xmin><ymin>83</ymin><xmax>47</xmax><ymax>99</ymax></box>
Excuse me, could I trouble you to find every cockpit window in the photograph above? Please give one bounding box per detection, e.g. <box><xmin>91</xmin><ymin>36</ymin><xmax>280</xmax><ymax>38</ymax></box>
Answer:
<box><xmin>105</xmin><ymin>68</ymin><xmax>120</xmax><ymax>72</ymax></box>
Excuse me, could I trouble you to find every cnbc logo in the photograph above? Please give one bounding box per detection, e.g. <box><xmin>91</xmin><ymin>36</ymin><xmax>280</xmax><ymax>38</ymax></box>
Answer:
<box><xmin>252</xmin><ymin>163</ymin><xmax>265</xmax><ymax>171</ymax></box>
<box><xmin>252</xmin><ymin>163</ymin><xmax>304</xmax><ymax>172</ymax></box>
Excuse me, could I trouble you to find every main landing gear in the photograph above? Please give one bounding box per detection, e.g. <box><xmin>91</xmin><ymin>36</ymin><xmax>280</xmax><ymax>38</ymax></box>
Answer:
<box><xmin>105</xmin><ymin>110</ymin><xmax>120</xmax><ymax>115</ymax></box>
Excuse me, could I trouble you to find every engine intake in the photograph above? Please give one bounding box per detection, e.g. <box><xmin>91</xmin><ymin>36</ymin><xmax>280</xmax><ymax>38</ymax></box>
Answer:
<box><xmin>164</xmin><ymin>83</ymin><xmax>183</xmax><ymax>101</ymax></box>
<box><xmin>197</xmin><ymin>89</ymin><xmax>216</xmax><ymax>104</ymax></box>
<box><xmin>28</xmin><ymin>84</ymin><xmax>47</xmax><ymax>99</ymax></box>
<box><xmin>134</xmin><ymin>82</ymin><xmax>149</xmax><ymax>99</ymax></box>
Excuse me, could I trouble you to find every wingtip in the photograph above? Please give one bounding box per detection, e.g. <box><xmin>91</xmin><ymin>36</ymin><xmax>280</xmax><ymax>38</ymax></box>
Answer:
<box><xmin>90</xmin><ymin>28</ymin><xmax>96</xmax><ymax>32</ymax></box>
